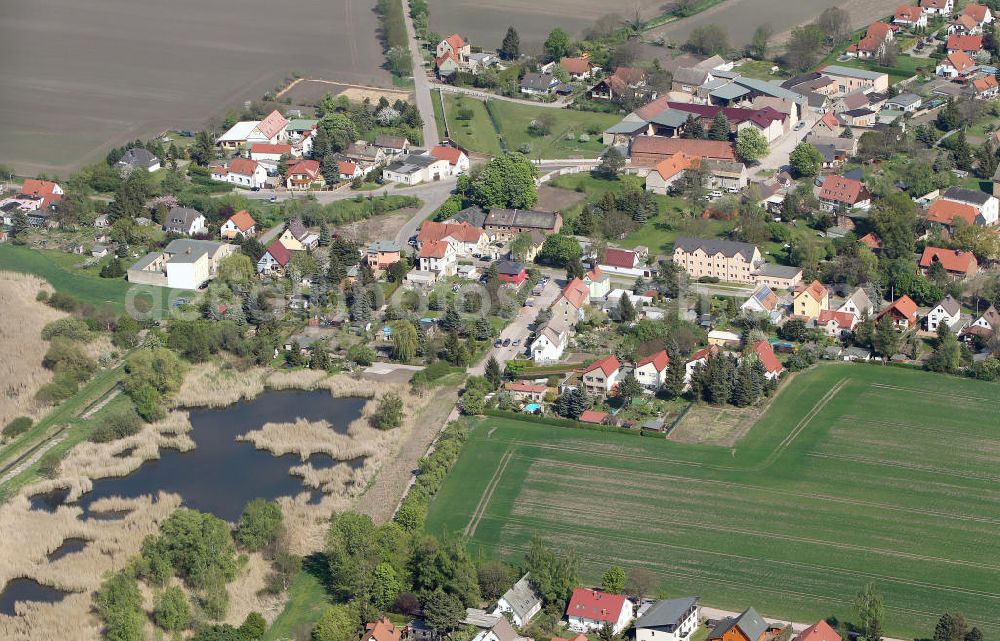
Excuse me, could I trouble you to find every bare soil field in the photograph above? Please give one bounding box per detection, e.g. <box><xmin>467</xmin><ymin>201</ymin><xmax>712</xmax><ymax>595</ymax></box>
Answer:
<box><xmin>647</xmin><ymin>0</ymin><xmax>901</xmax><ymax>52</ymax></box>
<box><xmin>535</xmin><ymin>185</ymin><xmax>586</xmax><ymax>213</ymax></box>
<box><xmin>280</xmin><ymin>79</ymin><xmax>414</xmax><ymax>110</ymax></box>
<box><xmin>427</xmin><ymin>0</ymin><xmax>667</xmax><ymax>51</ymax></box>
<box><xmin>0</xmin><ymin>272</ymin><xmax>64</xmax><ymax>428</ymax></box>
<box><xmin>0</xmin><ymin>0</ymin><xmax>393</xmax><ymax>176</ymax></box>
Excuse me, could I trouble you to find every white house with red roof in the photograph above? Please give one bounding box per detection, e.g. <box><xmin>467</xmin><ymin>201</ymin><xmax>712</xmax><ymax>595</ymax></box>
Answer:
<box><xmin>566</xmin><ymin>588</ymin><xmax>634</xmax><ymax>634</ymax></box>
<box><xmin>250</xmin><ymin>143</ymin><xmax>294</xmax><ymax>162</ymax></box>
<box><xmin>946</xmin><ymin>34</ymin><xmax>984</xmax><ymax>56</ymax></box>
<box><xmin>552</xmin><ymin>278</ymin><xmax>590</xmax><ymax>323</ymax></box>
<box><xmin>430</xmin><ymin>145</ymin><xmax>470</xmax><ymax>175</ymax></box>
<box><xmin>964</xmin><ymin>3</ymin><xmax>993</xmax><ymax>25</ymax></box>
<box><xmin>817</xmin><ymin>310</ymin><xmax>858</xmax><ymax>338</ymax></box>
<box><xmin>217</xmin><ymin>110</ymin><xmax>289</xmax><ymax>150</ymax></box>
<box><xmin>752</xmin><ymin>340</ymin><xmax>784</xmax><ymax>380</ymax></box>
<box><xmin>818</xmin><ymin>175</ymin><xmax>871</xmax><ymax>211</ymax></box>
<box><xmin>936</xmin><ymin>51</ymin><xmax>977</xmax><ymax>77</ymax></box>
<box><xmin>286</xmin><ymin>160</ymin><xmax>325</xmax><ymax>190</ymax></box>
<box><xmin>635</xmin><ymin>350</ymin><xmax>669</xmax><ymax>391</ymax></box>
<box><xmin>684</xmin><ymin>345</ymin><xmax>719</xmax><ymax>387</ymax></box>
<box><xmin>437</xmin><ymin>34</ymin><xmax>470</xmax><ymax>61</ymax></box>
<box><xmin>257</xmin><ymin>240</ymin><xmax>291</xmax><ymax>274</ymax></box>
<box><xmin>17</xmin><ymin>179</ymin><xmax>63</xmax><ymax>210</ymax></box>
<box><xmin>846</xmin><ymin>22</ymin><xmax>895</xmax><ymax>59</ymax></box>
<box><xmin>921</xmin><ymin>0</ymin><xmax>953</xmax><ymax>15</ymax></box>
<box><xmin>599</xmin><ymin>247</ymin><xmax>654</xmax><ymax>278</ymax></box>
<box><xmin>794</xmin><ymin>620</ymin><xmax>841</xmax><ymax>641</ymax></box>
<box><xmin>338</xmin><ymin>160</ymin><xmax>363</xmax><ymax>181</ymax></box>
<box><xmin>220</xmin><ymin>210</ymin><xmax>257</xmax><ymax>240</ymax></box>
<box><xmin>418</xmin><ymin>239</ymin><xmax>457</xmax><ymax>277</ymax></box>
<box><xmin>580</xmin><ymin>355</ymin><xmax>621</xmax><ymax>397</ymax></box>
<box><xmin>894</xmin><ymin>5</ymin><xmax>928</xmax><ymax>28</ymax></box>
<box><xmin>417</xmin><ymin>220</ymin><xmax>489</xmax><ymax>257</ymax></box>
<box><xmin>211</xmin><ymin>158</ymin><xmax>268</xmax><ymax>189</ymax></box>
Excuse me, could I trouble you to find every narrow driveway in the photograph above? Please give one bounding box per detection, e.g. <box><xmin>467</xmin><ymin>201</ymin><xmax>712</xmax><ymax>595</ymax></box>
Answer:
<box><xmin>756</xmin><ymin>113</ymin><xmax>818</xmax><ymax>174</ymax></box>
<box><xmin>402</xmin><ymin>0</ymin><xmax>440</xmax><ymax>146</ymax></box>
<box><xmin>468</xmin><ymin>277</ymin><xmax>562</xmax><ymax>375</ymax></box>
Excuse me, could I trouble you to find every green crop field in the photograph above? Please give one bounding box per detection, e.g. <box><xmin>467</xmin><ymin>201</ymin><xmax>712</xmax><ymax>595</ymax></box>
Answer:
<box><xmin>426</xmin><ymin>364</ymin><xmax>1000</xmax><ymax>638</ymax></box>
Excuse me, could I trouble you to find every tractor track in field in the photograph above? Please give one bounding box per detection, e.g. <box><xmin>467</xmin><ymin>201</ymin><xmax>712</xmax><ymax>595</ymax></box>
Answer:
<box><xmin>464</xmin><ymin>448</ymin><xmax>513</xmax><ymax>537</ymax></box>
<box><xmin>869</xmin><ymin>382</ymin><xmax>1000</xmax><ymax>404</ymax></box>
<box><xmin>806</xmin><ymin>452</ymin><xmax>1000</xmax><ymax>483</ymax></box>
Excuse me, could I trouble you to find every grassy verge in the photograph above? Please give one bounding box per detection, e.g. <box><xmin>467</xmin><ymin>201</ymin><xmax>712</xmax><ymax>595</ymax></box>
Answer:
<box><xmin>426</xmin><ymin>364</ymin><xmax>1000</xmax><ymax>638</ymax></box>
<box><xmin>488</xmin><ymin>101</ymin><xmax>619</xmax><ymax>159</ymax></box>
<box><xmin>441</xmin><ymin>95</ymin><xmax>502</xmax><ymax>156</ymax></box>
<box><xmin>431</xmin><ymin>89</ymin><xmax>448</xmax><ymax>140</ymax></box>
<box><xmin>262</xmin><ymin>554</ymin><xmax>332</xmax><ymax>641</ymax></box>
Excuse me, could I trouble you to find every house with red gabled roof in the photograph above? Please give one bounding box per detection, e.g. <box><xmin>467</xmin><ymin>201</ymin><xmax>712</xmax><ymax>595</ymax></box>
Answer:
<box><xmin>819</xmin><ymin>175</ymin><xmax>871</xmax><ymax>212</ymax></box>
<box><xmin>437</xmin><ymin>34</ymin><xmax>470</xmax><ymax>60</ymax></box>
<box><xmin>338</xmin><ymin>160</ymin><xmax>362</xmax><ymax>181</ymax></box>
<box><xmin>286</xmin><ymin>159</ymin><xmax>324</xmax><ymax>190</ymax></box>
<box><xmin>250</xmin><ymin>143</ymin><xmax>294</xmax><ymax>162</ymax></box>
<box><xmin>578</xmin><ymin>410</ymin><xmax>609</xmax><ymax>425</ymax></box>
<box><xmin>630</xmin><ymin>136</ymin><xmax>736</xmax><ymax>167</ymax></box>
<box><xmin>418</xmin><ymin>239</ymin><xmax>457</xmax><ymax>277</ymax></box>
<box><xmin>217</xmin><ymin>110</ymin><xmax>289</xmax><ymax>149</ymax></box>
<box><xmin>793</xmin><ymin>280</ymin><xmax>830</xmax><ymax>319</ymax></box>
<box><xmin>504</xmin><ymin>381</ymin><xmax>547</xmax><ymax>403</ymax></box>
<box><xmin>430</xmin><ymin>145</ymin><xmax>470</xmax><ymax>175</ymax></box>
<box><xmin>559</xmin><ymin>54</ymin><xmax>598</xmax><ymax>80</ymax></box>
<box><xmin>936</xmin><ymin>51</ymin><xmax>977</xmax><ymax>78</ymax></box>
<box><xmin>552</xmin><ymin>278</ymin><xmax>591</xmax><ymax>323</ymax></box>
<box><xmin>947</xmin><ymin>34</ymin><xmax>983</xmax><ymax>56</ymax></box>
<box><xmin>584</xmin><ymin>265</ymin><xmax>611</xmax><ymax>299</ymax></box>
<box><xmin>859</xmin><ymin>232</ymin><xmax>881</xmax><ymax>252</ymax></box>
<box><xmin>964</xmin><ymin>3</ymin><xmax>994</xmax><ymax>25</ymax></box>
<box><xmin>812</xmin><ymin>112</ymin><xmax>843</xmax><ymax>136</ymax></box>
<box><xmin>972</xmin><ymin>74</ymin><xmax>999</xmax><ymax>99</ymax></box>
<box><xmin>211</xmin><ymin>158</ymin><xmax>268</xmax><ymax>189</ymax></box>
<box><xmin>646</xmin><ymin>152</ymin><xmax>701</xmax><ymax>194</ymax></box>
<box><xmin>417</xmin><ymin>220</ymin><xmax>488</xmax><ymax>257</ymax></box>
<box><xmin>817</xmin><ymin>309</ymin><xmax>858</xmax><ymax>338</ymax></box>
<box><xmin>752</xmin><ymin>340</ymin><xmax>784</xmax><ymax>380</ymax></box>
<box><xmin>599</xmin><ymin>247</ymin><xmax>655</xmax><ymax>278</ymax></box>
<box><xmin>361</xmin><ymin>617</ymin><xmax>402</xmax><ymax>641</ymax></box>
<box><xmin>878</xmin><ymin>295</ymin><xmax>919</xmax><ymax>330</ymax></box>
<box><xmin>920</xmin><ymin>246</ymin><xmax>979</xmax><ymax>278</ymax></box>
<box><xmin>220</xmin><ymin>210</ymin><xmax>257</xmax><ymax>240</ymax></box>
<box><xmin>895</xmin><ymin>5</ymin><xmax>928</xmax><ymax>28</ymax></box>
<box><xmin>847</xmin><ymin>22</ymin><xmax>895</xmax><ymax>59</ymax></box>
<box><xmin>580</xmin><ymin>356</ymin><xmax>622</xmax><ymax>397</ymax></box>
<box><xmin>921</xmin><ymin>0</ymin><xmax>954</xmax><ymax>15</ymax></box>
<box><xmin>257</xmin><ymin>240</ymin><xmax>291</xmax><ymax>274</ymax></box>
<box><xmin>794</xmin><ymin>621</ymin><xmax>841</xmax><ymax>641</ymax></box>
<box><xmin>927</xmin><ymin>199</ymin><xmax>982</xmax><ymax>230</ymax></box>
<box><xmin>635</xmin><ymin>350</ymin><xmax>669</xmax><ymax>391</ymax></box>
<box><xmin>591</xmin><ymin>67</ymin><xmax>651</xmax><ymax>102</ymax></box>
<box><xmin>684</xmin><ymin>345</ymin><xmax>719</xmax><ymax>387</ymax></box>
<box><xmin>566</xmin><ymin>588</ymin><xmax>634</xmax><ymax>634</ymax></box>
<box><xmin>17</xmin><ymin>179</ymin><xmax>63</xmax><ymax>210</ymax></box>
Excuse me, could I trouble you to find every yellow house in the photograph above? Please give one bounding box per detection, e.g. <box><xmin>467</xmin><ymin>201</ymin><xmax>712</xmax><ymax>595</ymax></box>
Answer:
<box><xmin>277</xmin><ymin>229</ymin><xmax>304</xmax><ymax>251</ymax></box>
<box><xmin>793</xmin><ymin>280</ymin><xmax>829</xmax><ymax>319</ymax></box>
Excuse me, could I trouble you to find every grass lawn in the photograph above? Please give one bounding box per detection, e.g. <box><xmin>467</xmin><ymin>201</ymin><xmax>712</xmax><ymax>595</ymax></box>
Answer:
<box><xmin>487</xmin><ymin>101</ymin><xmax>620</xmax><ymax>160</ymax></box>
<box><xmin>262</xmin><ymin>554</ymin><xmax>333</xmax><ymax>641</ymax></box>
<box><xmin>425</xmin><ymin>364</ymin><xmax>1000</xmax><ymax>638</ymax></box>
<box><xmin>442</xmin><ymin>94</ymin><xmax>503</xmax><ymax>156</ymax></box>
<box><xmin>431</xmin><ymin>89</ymin><xmax>448</xmax><ymax>141</ymax></box>
<box><xmin>732</xmin><ymin>60</ymin><xmax>788</xmax><ymax>81</ymax></box>
<box><xmin>0</xmin><ymin>244</ymin><xmax>176</xmax><ymax>312</ymax></box>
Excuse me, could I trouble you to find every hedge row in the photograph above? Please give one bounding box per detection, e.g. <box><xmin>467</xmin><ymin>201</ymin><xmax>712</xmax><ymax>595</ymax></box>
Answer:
<box><xmin>393</xmin><ymin>421</ymin><xmax>469</xmax><ymax>531</ymax></box>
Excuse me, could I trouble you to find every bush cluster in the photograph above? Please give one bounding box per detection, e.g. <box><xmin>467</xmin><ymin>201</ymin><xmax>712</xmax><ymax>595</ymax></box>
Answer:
<box><xmin>394</xmin><ymin>421</ymin><xmax>468</xmax><ymax>531</ymax></box>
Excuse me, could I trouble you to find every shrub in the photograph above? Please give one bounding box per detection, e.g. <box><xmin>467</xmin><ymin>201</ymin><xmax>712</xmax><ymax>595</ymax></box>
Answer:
<box><xmin>371</xmin><ymin>392</ymin><xmax>404</xmax><ymax>429</ymax></box>
<box><xmin>90</xmin><ymin>406</ymin><xmax>143</xmax><ymax>443</ymax></box>
<box><xmin>38</xmin><ymin>451</ymin><xmax>61</xmax><ymax>478</ymax></box>
<box><xmin>3</xmin><ymin>416</ymin><xmax>33</xmax><ymax>439</ymax></box>
<box><xmin>36</xmin><ymin>290</ymin><xmax>48</xmax><ymax>302</ymax></box>
<box><xmin>41</xmin><ymin>317</ymin><xmax>92</xmax><ymax>342</ymax></box>
<box><xmin>236</xmin><ymin>499</ymin><xmax>284</xmax><ymax>551</ymax></box>
<box><xmin>46</xmin><ymin>291</ymin><xmax>80</xmax><ymax>312</ymax></box>
<box><xmin>152</xmin><ymin>586</ymin><xmax>191</xmax><ymax>632</ymax></box>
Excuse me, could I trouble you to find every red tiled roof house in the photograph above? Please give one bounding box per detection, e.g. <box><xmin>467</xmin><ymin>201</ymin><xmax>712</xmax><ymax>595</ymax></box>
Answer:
<box><xmin>566</xmin><ymin>588</ymin><xmax>634</xmax><ymax>635</ymax></box>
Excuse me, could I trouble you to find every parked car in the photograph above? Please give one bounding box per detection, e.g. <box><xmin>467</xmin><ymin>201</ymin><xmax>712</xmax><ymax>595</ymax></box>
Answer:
<box><xmin>512</xmin><ymin>339</ymin><xmax>521</xmax><ymax>347</ymax></box>
<box><xmin>494</xmin><ymin>339</ymin><xmax>503</xmax><ymax>347</ymax></box>
<box><xmin>794</xmin><ymin>121</ymin><xmax>806</xmax><ymax>131</ymax></box>
<box><xmin>502</xmin><ymin>338</ymin><xmax>511</xmax><ymax>347</ymax></box>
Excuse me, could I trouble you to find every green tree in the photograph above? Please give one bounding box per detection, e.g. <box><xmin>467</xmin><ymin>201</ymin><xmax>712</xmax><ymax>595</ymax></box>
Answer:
<box><xmin>236</xmin><ymin>499</ymin><xmax>284</xmax><ymax>551</ymax></box>
<box><xmin>873</xmin><ymin>316</ymin><xmax>900</xmax><ymax>357</ymax></box>
<box><xmin>470</xmin><ymin>153</ymin><xmax>537</xmax><ymax>209</ymax></box>
<box><xmin>372</xmin><ymin>391</ymin><xmax>404</xmax><ymax>429</ymax></box>
<box><xmin>617</xmin><ymin>372</ymin><xmax>642</xmax><ymax>404</ymax></box>
<box><xmin>601</xmin><ymin>566</ymin><xmax>626</xmax><ymax>594</ymax></box>
<box><xmin>423</xmin><ymin>589</ymin><xmax>466</xmax><ymax>634</ymax></box>
<box><xmin>618</xmin><ymin>293</ymin><xmax>636</xmax><ymax>322</ymax></box>
<box><xmin>144</xmin><ymin>508</ymin><xmax>238</xmax><ymax>588</ymax></box>
<box><xmin>685</xmin><ymin>24</ymin><xmax>730</xmax><ymax>56</ymax></box>
<box><xmin>789</xmin><ymin>143</ymin><xmax>824</xmax><ymax>177</ymax></box>
<box><xmin>926</xmin><ymin>324</ymin><xmax>962</xmax><ymax>373</ymax></box>
<box><xmin>538</xmin><ymin>234</ymin><xmax>582</xmax><ymax>267</ymax></box>
<box><xmin>855</xmin><ymin>583</ymin><xmax>885</xmax><ymax>641</ymax></box>
<box><xmin>10</xmin><ymin>210</ymin><xmax>30</xmax><ymax>243</ymax></box>
<box><xmin>153</xmin><ymin>585</ymin><xmax>192</xmax><ymax>633</ymax></box>
<box><xmin>313</xmin><ymin>603</ymin><xmax>358</xmax><ymax>641</ymax></box>
<box><xmin>485</xmin><ymin>355</ymin><xmax>502</xmax><ymax>388</ymax></box>
<box><xmin>217</xmin><ymin>253</ymin><xmax>256</xmax><ymax>285</ymax></box>
<box><xmin>934</xmin><ymin>613</ymin><xmax>969</xmax><ymax>641</ymax></box>
<box><xmin>708</xmin><ymin>112</ymin><xmax>731</xmax><ymax>141</ymax></box>
<box><xmin>750</xmin><ymin>23</ymin><xmax>773</xmax><ymax>59</ymax></box>
<box><xmin>500</xmin><ymin>26</ymin><xmax>521</xmax><ymax>60</ymax></box>
<box><xmin>870</xmin><ymin>192</ymin><xmax>917</xmax><ymax>260</ymax></box>
<box><xmin>523</xmin><ymin>535</ymin><xmax>579</xmax><ymax>607</ymax></box>
<box><xmin>240</xmin><ymin>612</ymin><xmax>267</xmax><ymax>640</ymax></box>
<box><xmin>190</xmin><ymin>131</ymin><xmax>216</xmax><ymax>166</ymax></box>
<box><xmin>543</xmin><ymin>28</ymin><xmax>571</xmax><ymax>61</ymax></box>
<box><xmin>391</xmin><ymin>320</ymin><xmax>418</xmax><ymax>362</ymax></box>
<box><xmin>662</xmin><ymin>347</ymin><xmax>686</xmax><ymax>400</ymax></box>
<box><xmin>371</xmin><ymin>562</ymin><xmax>403</xmax><ymax>610</ymax></box>
<box><xmin>736</xmin><ymin>128</ymin><xmax>769</xmax><ymax>163</ymax></box>
<box><xmin>785</xmin><ymin>24</ymin><xmax>825</xmax><ymax>71</ymax></box>
<box><xmin>597</xmin><ymin>147</ymin><xmax>626</xmax><ymax>178</ymax></box>
<box><xmin>95</xmin><ymin>572</ymin><xmax>144</xmax><ymax>641</ymax></box>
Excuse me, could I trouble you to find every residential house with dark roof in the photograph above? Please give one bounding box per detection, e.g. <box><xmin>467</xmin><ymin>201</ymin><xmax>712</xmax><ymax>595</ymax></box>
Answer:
<box><xmin>365</xmin><ymin>240</ymin><xmax>402</xmax><ymax>270</ymax></box>
<box><xmin>567</xmin><ymin>588</ymin><xmax>633</xmax><ymax>634</ymax></box>
<box><xmin>496</xmin><ymin>260</ymin><xmax>526</xmax><ymax>285</ymax></box>
<box><xmin>116</xmin><ymin>148</ymin><xmax>160</xmax><ymax>172</ymax></box>
<box><xmin>129</xmin><ymin>239</ymin><xmax>236</xmax><ymax>289</ymax></box>
<box><xmin>752</xmin><ymin>262</ymin><xmax>802</xmax><ymax>290</ymax></box>
<box><xmin>164</xmin><ymin>207</ymin><xmax>207</xmax><ymax>236</ymax></box>
<box><xmin>531</xmin><ymin>319</ymin><xmax>570</xmax><ymax>363</ymax></box>
<box><xmin>493</xmin><ymin>574</ymin><xmax>542</xmax><ymax>627</ymax></box>
<box><xmin>671</xmin><ymin>236</ymin><xmax>762</xmax><ymax>283</ymax></box>
<box><xmin>520</xmin><ymin>72</ymin><xmax>560</xmax><ymax>95</ymax></box>
<box><xmin>708</xmin><ymin>607</ymin><xmax>784</xmax><ymax>641</ymax></box>
<box><xmin>373</xmin><ymin>134</ymin><xmax>410</xmax><ymax>156</ymax></box>
<box><xmin>383</xmin><ymin>154</ymin><xmax>450</xmax><ymax>185</ymax></box>
<box><xmin>818</xmin><ymin>65</ymin><xmax>890</xmax><ymax>95</ymax></box>
<box><xmin>634</xmin><ymin>597</ymin><xmax>699</xmax><ymax>641</ymax></box>
<box><xmin>484</xmin><ymin>209</ymin><xmax>562</xmax><ymax>237</ymax></box>
<box><xmin>591</xmin><ymin>67</ymin><xmax>650</xmax><ymax>102</ymax></box>
<box><xmin>926</xmin><ymin>295</ymin><xmax>964</xmax><ymax>332</ymax></box>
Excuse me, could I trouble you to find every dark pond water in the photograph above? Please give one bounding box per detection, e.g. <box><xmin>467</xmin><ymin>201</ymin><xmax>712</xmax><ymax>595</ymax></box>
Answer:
<box><xmin>0</xmin><ymin>578</ymin><xmax>69</xmax><ymax>616</ymax></box>
<box><xmin>74</xmin><ymin>390</ymin><xmax>366</xmax><ymax>522</ymax></box>
<box><xmin>46</xmin><ymin>538</ymin><xmax>89</xmax><ymax>562</ymax></box>
<box><xmin>28</xmin><ymin>488</ymin><xmax>70</xmax><ymax>513</ymax></box>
